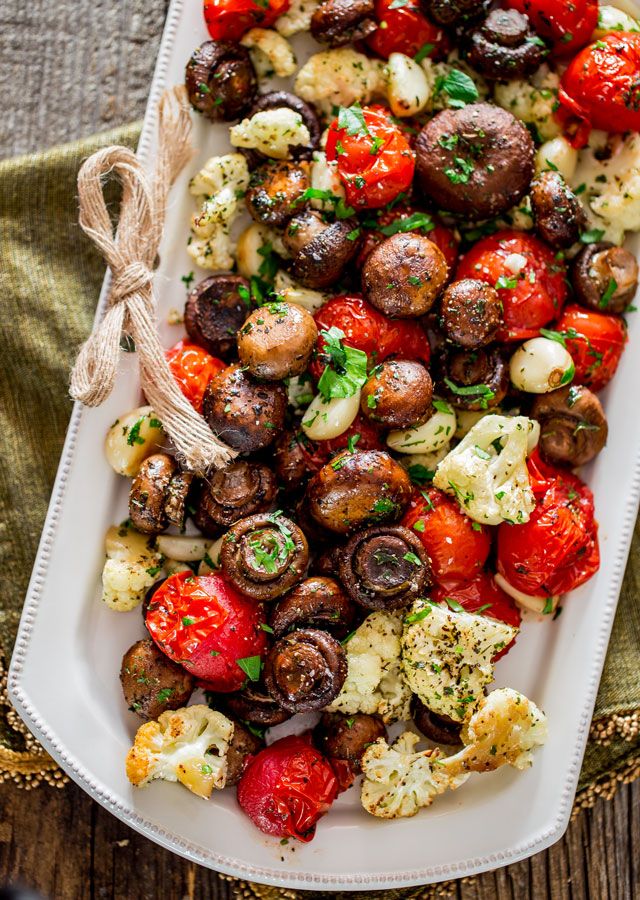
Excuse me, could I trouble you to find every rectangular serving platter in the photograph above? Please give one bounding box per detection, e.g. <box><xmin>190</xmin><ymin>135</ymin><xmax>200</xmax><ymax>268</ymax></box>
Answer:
<box><xmin>8</xmin><ymin>0</ymin><xmax>640</xmax><ymax>890</ymax></box>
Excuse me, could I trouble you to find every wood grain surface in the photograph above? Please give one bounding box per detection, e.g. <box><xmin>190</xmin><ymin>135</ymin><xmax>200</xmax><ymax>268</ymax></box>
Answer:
<box><xmin>0</xmin><ymin>2</ymin><xmax>638</xmax><ymax>898</ymax></box>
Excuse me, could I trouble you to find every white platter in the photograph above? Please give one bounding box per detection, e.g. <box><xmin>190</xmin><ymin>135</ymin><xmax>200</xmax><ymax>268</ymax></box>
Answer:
<box><xmin>8</xmin><ymin>0</ymin><xmax>640</xmax><ymax>890</ymax></box>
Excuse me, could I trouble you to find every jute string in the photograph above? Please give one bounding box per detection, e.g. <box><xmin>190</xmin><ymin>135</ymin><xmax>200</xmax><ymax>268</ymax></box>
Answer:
<box><xmin>69</xmin><ymin>86</ymin><xmax>237</xmax><ymax>474</ymax></box>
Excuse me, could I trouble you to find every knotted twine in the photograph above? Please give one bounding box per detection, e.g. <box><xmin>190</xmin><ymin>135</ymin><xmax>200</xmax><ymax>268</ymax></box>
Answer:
<box><xmin>70</xmin><ymin>85</ymin><xmax>237</xmax><ymax>474</ymax></box>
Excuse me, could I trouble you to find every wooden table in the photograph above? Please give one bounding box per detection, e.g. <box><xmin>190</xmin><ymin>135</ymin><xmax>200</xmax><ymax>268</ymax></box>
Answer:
<box><xmin>0</xmin><ymin>2</ymin><xmax>638</xmax><ymax>897</ymax></box>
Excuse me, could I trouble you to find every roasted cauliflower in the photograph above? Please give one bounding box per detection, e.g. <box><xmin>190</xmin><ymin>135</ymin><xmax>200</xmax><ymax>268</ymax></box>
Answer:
<box><xmin>433</xmin><ymin>415</ymin><xmax>540</xmax><ymax>526</ymax></box>
<box><xmin>125</xmin><ymin>705</ymin><xmax>234</xmax><ymax>799</ymax></box>
<box><xmin>240</xmin><ymin>28</ymin><xmax>297</xmax><ymax>78</ymax></box>
<box><xmin>493</xmin><ymin>68</ymin><xmax>561</xmax><ymax>142</ymax></box>
<box><xmin>294</xmin><ymin>49</ymin><xmax>386</xmax><ymax>117</ymax></box>
<box><xmin>101</xmin><ymin>522</ymin><xmax>163</xmax><ymax>612</ymax></box>
<box><xmin>327</xmin><ymin>610</ymin><xmax>411</xmax><ymax>723</ymax></box>
<box><xmin>230</xmin><ymin>108</ymin><xmax>310</xmax><ymax>160</ymax></box>
<box><xmin>275</xmin><ymin>0</ymin><xmax>319</xmax><ymax>35</ymax></box>
<box><xmin>402</xmin><ymin>601</ymin><xmax>518</xmax><ymax>721</ymax></box>
<box><xmin>188</xmin><ymin>154</ymin><xmax>250</xmax><ymax>270</ymax></box>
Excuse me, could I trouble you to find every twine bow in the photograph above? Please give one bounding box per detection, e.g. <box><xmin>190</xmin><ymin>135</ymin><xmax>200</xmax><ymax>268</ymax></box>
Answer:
<box><xmin>70</xmin><ymin>86</ymin><xmax>237</xmax><ymax>474</ymax></box>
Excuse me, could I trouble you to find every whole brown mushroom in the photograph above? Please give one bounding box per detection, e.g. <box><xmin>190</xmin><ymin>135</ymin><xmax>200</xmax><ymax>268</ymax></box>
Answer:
<box><xmin>439</xmin><ymin>279</ymin><xmax>503</xmax><ymax>349</ymax></box>
<box><xmin>530</xmin><ymin>171</ymin><xmax>587</xmax><ymax>249</ymax></box>
<box><xmin>120</xmin><ymin>640</ymin><xmax>194</xmax><ymax>720</ymax></box>
<box><xmin>184</xmin><ymin>274</ymin><xmax>253</xmax><ymax>360</ymax></box>
<box><xmin>220</xmin><ymin>512</ymin><xmax>309</xmax><ymax>600</ymax></box>
<box><xmin>224</xmin><ymin>684</ymin><xmax>292</xmax><ymax>727</ymax></box>
<box><xmin>314</xmin><ymin>712</ymin><xmax>387</xmax><ymax>772</ymax></box>
<box><xmin>202</xmin><ymin>364</ymin><xmax>287</xmax><ymax>452</ymax></box>
<box><xmin>269</xmin><ymin>576</ymin><xmax>357</xmax><ymax>639</ymax></box>
<box><xmin>440</xmin><ymin>347</ymin><xmax>509</xmax><ymax>411</ymax></box>
<box><xmin>531</xmin><ymin>385</ymin><xmax>608</xmax><ymax>467</ymax></box>
<box><xmin>193</xmin><ymin>461</ymin><xmax>277</xmax><ymax>536</ymax></box>
<box><xmin>237</xmin><ymin>300</ymin><xmax>318</xmax><ymax>380</ymax></box>
<box><xmin>311</xmin><ymin>0</ymin><xmax>377</xmax><ymax>46</ymax></box>
<box><xmin>273</xmin><ymin>428</ymin><xmax>316</xmax><ymax>491</ymax></box>
<box><xmin>572</xmin><ymin>241</ymin><xmax>639</xmax><ymax>314</ymax></box>
<box><xmin>420</xmin><ymin>0</ymin><xmax>484</xmax><ymax>26</ymax></box>
<box><xmin>362</xmin><ymin>233</ymin><xmax>448</xmax><ymax>318</ymax></box>
<box><xmin>307</xmin><ymin>449</ymin><xmax>412</xmax><ymax>534</ymax></box>
<box><xmin>338</xmin><ymin>525</ymin><xmax>431</xmax><ymax>610</ymax></box>
<box><xmin>185</xmin><ymin>41</ymin><xmax>257</xmax><ymax>121</ymax></box>
<box><xmin>411</xmin><ymin>696</ymin><xmax>462</xmax><ymax>745</ymax></box>
<box><xmin>361</xmin><ymin>360</ymin><xmax>433</xmax><ymax>428</ymax></box>
<box><xmin>225</xmin><ymin>718</ymin><xmax>264</xmax><ymax>786</ymax></box>
<box><xmin>465</xmin><ymin>8</ymin><xmax>547</xmax><ymax>81</ymax></box>
<box><xmin>129</xmin><ymin>454</ymin><xmax>193</xmax><ymax>535</ymax></box>
<box><xmin>284</xmin><ymin>209</ymin><xmax>361</xmax><ymax>289</ymax></box>
<box><xmin>245</xmin><ymin>160</ymin><xmax>309</xmax><ymax>228</ymax></box>
<box><xmin>263</xmin><ymin>628</ymin><xmax>348</xmax><ymax>712</ymax></box>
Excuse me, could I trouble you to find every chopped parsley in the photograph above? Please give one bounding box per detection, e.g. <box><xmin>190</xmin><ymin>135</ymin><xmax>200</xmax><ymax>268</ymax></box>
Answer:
<box><xmin>317</xmin><ymin>327</ymin><xmax>368</xmax><ymax>400</ymax></box>
<box><xmin>438</xmin><ymin>68</ymin><xmax>479</xmax><ymax>108</ymax></box>
<box><xmin>337</xmin><ymin>103</ymin><xmax>369</xmax><ymax>137</ymax></box>
<box><xmin>599</xmin><ymin>278</ymin><xmax>618</xmax><ymax>308</ymax></box>
<box><xmin>236</xmin><ymin>655</ymin><xmax>262</xmax><ymax>681</ymax></box>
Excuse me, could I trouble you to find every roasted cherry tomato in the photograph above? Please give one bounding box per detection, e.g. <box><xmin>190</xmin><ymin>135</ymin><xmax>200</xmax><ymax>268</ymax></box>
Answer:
<box><xmin>456</xmin><ymin>230</ymin><xmax>567</xmax><ymax>342</ymax></box>
<box><xmin>311</xmin><ymin>295</ymin><xmax>431</xmax><ymax>382</ymax></box>
<box><xmin>145</xmin><ymin>571</ymin><xmax>268</xmax><ymax>693</ymax></box>
<box><xmin>553</xmin><ymin>305</ymin><xmax>628</xmax><ymax>392</ymax></box>
<box><xmin>503</xmin><ymin>0</ymin><xmax>597</xmax><ymax>55</ymax></box>
<box><xmin>166</xmin><ymin>340</ymin><xmax>226</xmax><ymax>414</ymax></box>
<box><xmin>298</xmin><ymin>414</ymin><xmax>384</xmax><ymax>469</ymax></box>
<box><xmin>401</xmin><ymin>488</ymin><xmax>492</xmax><ymax>587</ymax></box>
<box><xmin>237</xmin><ymin>733</ymin><xmax>338</xmax><ymax>842</ymax></box>
<box><xmin>204</xmin><ymin>0</ymin><xmax>290</xmax><ymax>41</ymax></box>
<box><xmin>326</xmin><ymin>105</ymin><xmax>416</xmax><ymax>210</ymax></box>
<box><xmin>497</xmin><ymin>462</ymin><xmax>599</xmax><ymax>597</ymax></box>
<box><xmin>357</xmin><ymin>205</ymin><xmax>459</xmax><ymax>272</ymax></box>
<box><xmin>430</xmin><ymin>573</ymin><xmax>521</xmax><ymax>660</ymax></box>
<box><xmin>558</xmin><ymin>33</ymin><xmax>640</xmax><ymax>146</ymax></box>
<box><xmin>365</xmin><ymin>0</ymin><xmax>448</xmax><ymax>60</ymax></box>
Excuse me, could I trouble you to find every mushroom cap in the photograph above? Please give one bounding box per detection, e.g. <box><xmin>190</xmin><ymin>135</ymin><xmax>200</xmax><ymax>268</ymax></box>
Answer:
<box><xmin>531</xmin><ymin>385</ymin><xmax>608</xmax><ymax>467</ymax></box>
<box><xmin>238</xmin><ymin>301</ymin><xmax>318</xmax><ymax>380</ymax></box>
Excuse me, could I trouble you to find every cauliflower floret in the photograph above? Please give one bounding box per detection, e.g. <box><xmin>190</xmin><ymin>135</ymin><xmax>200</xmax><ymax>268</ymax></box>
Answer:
<box><xmin>274</xmin><ymin>269</ymin><xmax>328</xmax><ymax>312</ymax></box>
<box><xmin>294</xmin><ymin>49</ymin><xmax>386</xmax><ymax>117</ymax></box>
<box><xmin>493</xmin><ymin>68</ymin><xmax>561</xmax><ymax>141</ymax></box>
<box><xmin>327</xmin><ymin>611</ymin><xmax>411</xmax><ymax>723</ymax></box>
<box><xmin>275</xmin><ymin>0</ymin><xmax>319</xmax><ymax>35</ymax></box>
<box><xmin>402</xmin><ymin>601</ymin><xmax>518</xmax><ymax>721</ymax></box>
<box><xmin>571</xmin><ymin>131</ymin><xmax>640</xmax><ymax>245</ymax></box>
<box><xmin>188</xmin><ymin>154</ymin><xmax>250</xmax><ymax>270</ymax></box>
<box><xmin>101</xmin><ymin>523</ymin><xmax>162</xmax><ymax>612</ymax></box>
<box><xmin>433</xmin><ymin>415</ymin><xmax>540</xmax><ymax>526</ymax></box>
<box><xmin>126</xmin><ymin>705</ymin><xmax>234</xmax><ymax>799</ymax></box>
<box><xmin>230</xmin><ymin>108</ymin><xmax>310</xmax><ymax>160</ymax></box>
<box><xmin>240</xmin><ymin>28</ymin><xmax>297</xmax><ymax>78</ymax></box>
<box><xmin>309</xmin><ymin>150</ymin><xmax>346</xmax><ymax>210</ymax></box>
<box><xmin>441</xmin><ymin>688</ymin><xmax>548</xmax><ymax>777</ymax></box>
<box><xmin>361</xmin><ymin>732</ymin><xmax>462</xmax><ymax>818</ymax></box>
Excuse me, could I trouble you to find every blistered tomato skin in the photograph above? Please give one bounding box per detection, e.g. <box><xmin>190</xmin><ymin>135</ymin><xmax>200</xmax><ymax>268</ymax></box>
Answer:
<box><xmin>555</xmin><ymin>305</ymin><xmax>628</xmax><ymax>393</ymax></box>
<box><xmin>204</xmin><ymin>0</ymin><xmax>290</xmax><ymax>41</ymax></box>
<box><xmin>401</xmin><ymin>488</ymin><xmax>492</xmax><ymax>588</ymax></box>
<box><xmin>365</xmin><ymin>0</ymin><xmax>448</xmax><ymax>60</ymax></box>
<box><xmin>456</xmin><ymin>230</ymin><xmax>567</xmax><ymax>342</ymax></box>
<box><xmin>145</xmin><ymin>571</ymin><xmax>268</xmax><ymax>693</ymax></box>
<box><xmin>237</xmin><ymin>733</ymin><xmax>338</xmax><ymax>841</ymax></box>
<box><xmin>165</xmin><ymin>340</ymin><xmax>226</xmax><ymax>414</ymax></box>
<box><xmin>326</xmin><ymin>106</ymin><xmax>416</xmax><ymax>210</ymax></box>
<box><xmin>503</xmin><ymin>0</ymin><xmax>597</xmax><ymax>55</ymax></box>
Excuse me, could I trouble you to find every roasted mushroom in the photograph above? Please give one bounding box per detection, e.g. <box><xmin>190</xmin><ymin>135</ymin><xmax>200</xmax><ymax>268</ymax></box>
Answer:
<box><xmin>313</xmin><ymin>544</ymin><xmax>345</xmax><ymax>578</ymax></box>
<box><xmin>338</xmin><ymin>525</ymin><xmax>431</xmax><ymax>609</ymax></box>
<box><xmin>237</xmin><ymin>300</ymin><xmax>318</xmax><ymax>380</ymax></box>
<box><xmin>224</xmin><ymin>684</ymin><xmax>291</xmax><ymax>727</ymax></box>
<box><xmin>184</xmin><ymin>274</ymin><xmax>253</xmax><ymax>360</ymax></box>
<box><xmin>465</xmin><ymin>8</ymin><xmax>547</xmax><ymax>81</ymax></box>
<box><xmin>440</xmin><ymin>278</ymin><xmax>503</xmax><ymax>349</ymax></box>
<box><xmin>420</xmin><ymin>0</ymin><xmax>484</xmax><ymax>26</ymax></box>
<box><xmin>245</xmin><ymin>160</ymin><xmax>309</xmax><ymax>228</ymax></box>
<box><xmin>362</xmin><ymin>233</ymin><xmax>448</xmax><ymax>318</ymax></box>
<box><xmin>129</xmin><ymin>454</ymin><xmax>193</xmax><ymax>534</ymax></box>
<box><xmin>185</xmin><ymin>40</ymin><xmax>257</xmax><ymax>121</ymax></box>
<box><xmin>531</xmin><ymin>385</ymin><xmax>608</xmax><ymax>467</ymax></box>
<box><xmin>311</xmin><ymin>0</ymin><xmax>377</xmax><ymax>47</ymax></box>
<box><xmin>193</xmin><ymin>461</ymin><xmax>277</xmax><ymax>536</ymax></box>
<box><xmin>411</xmin><ymin>696</ymin><xmax>462</xmax><ymax>745</ymax></box>
<box><xmin>440</xmin><ymin>347</ymin><xmax>509</xmax><ymax>411</ymax></box>
<box><xmin>530</xmin><ymin>171</ymin><xmax>587</xmax><ymax>249</ymax></box>
<box><xmin>220</xmin><ymin>512</ymin><xmax>309</xmax><ymax>600</ymax></box>
<box><xmin>360</xmin><ymin>360</ymin><xmax>433</xmax><ymax>428</ymax></box>
<box><xmin>120</xmin><ymin>639</ymin><xmax>194</xmax><ymax>720</ymax></box>
<box><xmin>225</xmin><ymin>718</ymin><xmax>264</xmax><ymax>786</ymax></box>
<box><xmin>242</xmin><ymin>91</ymin><xmax>321</xmax><ymax>165</ymax></box>
<box><xmin>307</xmin><ymin>449</ymin><xmax>412</xmax><ymax>534</ymax></box>
<box><xmin>284</xmin><ymin>209</ymin><xmax>360</xmax><ymax>289</ymax></box>
<box><xmin>202</xmin><ymin>364</ymin><xmax>287</xmax><ymax>452</ymax></box>
<box><xmin>263</xmin><ymin>628</ymin><xmax>348</xmax><ymax>712</ymax></box>
<box><xmin>314</xmin><ymin>712</ymin><xmax>387</xmax><ymax>772</ymax></box>
<box><xmin>269</xmin><ymin>576</ymin><xmax>357</xmax><ymax>638</ymax></box>
<box><xmin>572</xmin><ymin>241</ymin><xmax>639</xmax><ymax>314</ymax></box>
<box><xmin>415</xmin><ymin>103</ymin><xmax>535</xmax><ymax>220</ymax></box>
<box><xmin>273</xmin><ymin>429</ymin><xmax>315</xmax><ymax>491</ymax></box>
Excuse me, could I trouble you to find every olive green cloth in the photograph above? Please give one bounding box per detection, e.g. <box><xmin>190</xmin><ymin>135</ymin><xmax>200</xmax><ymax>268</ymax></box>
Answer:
<box><xmin>1</xmin><ymin>124</ymin><xmax>639</xmax><ymax>797</ymax></box>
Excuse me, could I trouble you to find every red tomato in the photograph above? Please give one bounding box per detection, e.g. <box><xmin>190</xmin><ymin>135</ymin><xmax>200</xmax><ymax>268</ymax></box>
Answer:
<box><xmin>145</xmin><ymin>572</ymin><xmax>268</xmax><ymax>693</ymax></box>
<box><xmin>559</xmin><ymin>33</ymin><xmax>640</xmax><ymax>143</ymax></box>
<box><xmin>203</xmin><ymin>0</ymin><xmax>289</xmax><ymax>41</ymax></box>
<box><xmin>456</xmin><ymin>230</ymin><xmax>567</xmax><ymax>342</ymax></box>
<box><xmin>430</xmin><ymin>573</ymin><xmax>521</xmax><ymax>660</ymax></box>
<box><xmin>365</xmin><ymin>0</ymin><xmax>448</xmax><ymax>59</ymax></box>
<box><xmin>298</xmin><ymin>414</ymin><xmax>384</xmax><ymax>469</ymax></box>
<box><xmin>166</xmin><ymin>340</ymin><xmax>226</xmax><ymax>414</ymax></box>
<box><xmin>311</xmin><ymin>295</ymin><xmax>431</xmax><ymax>382</ymax></box>
<box><xmin>357</xmin><ymin>206</ymin><xmax>459</xmax><ymax>272</ymax></box>
<box><xmin>554</xmin><ymin>305</ymin><xmax>628</xmax><ymax>392</ymax></box>
<box><xmin>326</xmin><ymin>105</ymin><xmax>416</xmax><ymax>210</ymax></box>
<box><xmin>237</xmin><ymin>733</ymin><xmax>338</xmax><ymax>842</ymax></box>
<box><xmin>497</xmin><ymin>466</ymin><xmax>600</xmax><ymax>597</ymax></box>
<box><xmin>503</xmin><ymin>0</ymin><xmax>597</xmax><ymax>55</ymax></box>
<box><xmin>401</xmin><ymin>488</ymin><xmax>492</xmax><ymax>587</ymax></box>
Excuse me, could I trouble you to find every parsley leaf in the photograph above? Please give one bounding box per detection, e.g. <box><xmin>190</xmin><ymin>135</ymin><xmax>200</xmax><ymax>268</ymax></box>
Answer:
<box><xmin>236</xmin><ymin>655</ymin><xmax>262</xmax><ymax>681</ymax></box>
<box><xmin>317</xmin><ymin>327</ymin><xmax>368</xmax><ymax>400</ymax></box>
<box><xmin>379</xmin><ymin>211</ymin><xmax>434</xmax><ymax>236</ymax></box>
<box><xmin>599</xmin><ymin>277</ymin><xmax>618</xmax><ymax>308</ymax></box>
<box><xmin>414</xmin><ymin>42</ymin><xmax>435</xmax><ymax>63</ymax></box>
<box><xmin>337</xmin><ymin>103</ymin><xmax>369</xmax><ymax>137</ymax></box>
<box><xmin>439</xmin><ymin>69</ymin><xmax>479</xmax><ymax>108</ymax></box>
